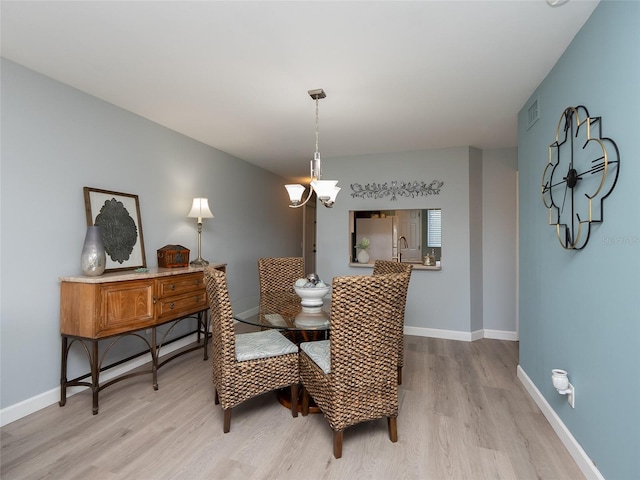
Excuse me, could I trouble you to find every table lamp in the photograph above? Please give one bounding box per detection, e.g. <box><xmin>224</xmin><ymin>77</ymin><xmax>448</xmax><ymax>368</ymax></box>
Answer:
<box><xmin>187</xmin><ymin>197</ymin><xmax>214</xmax><ymax>266</ymax></box>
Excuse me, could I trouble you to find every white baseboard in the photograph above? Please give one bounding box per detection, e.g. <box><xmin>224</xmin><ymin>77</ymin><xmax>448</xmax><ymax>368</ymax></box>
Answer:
<box><xmin>404</xmin><ymin>325</ymin><xmax>475</xmax><ymax>341</ymax></box>
<box><xmin>0</xmin><ymin>333</ymin><xmax>201</xmax><ymax>427</ymax></box>
<box><xmin>517</xmin><ymin>365</ymin><xmax>604</xmax><ymax>480</ymax></box>
<box><xmin>234</xmin><ymin>306</ymin><xmax>259</xmax><ymax>322</ymax></box>
<box><xmin>484</xmin><ymin>328</ymin><xmax>519</xmax><ymax>341</ymax></box>
<box><xmin>404</xmin><ymin>325</ymin><xmax>518</xmax><ymax>342</ymax></box>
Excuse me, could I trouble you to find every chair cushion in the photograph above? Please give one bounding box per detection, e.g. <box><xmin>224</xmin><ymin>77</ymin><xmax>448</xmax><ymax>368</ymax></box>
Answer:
<box><xmin>235</xmin><ymin>329</ymin><xmax>298</xmax><ymax>362</ymax></box>
<box><xmin>300</xmin><ymin>340</ymin><xmax>331</xmax><ymax>374</ymax></box>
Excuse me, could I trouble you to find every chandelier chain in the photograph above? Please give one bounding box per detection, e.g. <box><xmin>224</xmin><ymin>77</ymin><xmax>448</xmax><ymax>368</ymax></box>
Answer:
<box><xmin>315</xmin><ymin>97</ymin><xmax>320</xmax><ymax>155</ymax></box>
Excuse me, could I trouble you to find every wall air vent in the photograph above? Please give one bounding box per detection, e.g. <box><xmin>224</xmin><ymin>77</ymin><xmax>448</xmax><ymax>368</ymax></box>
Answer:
<box><xmin>527</xmin><ymin>97</ymin><xmax>540</xmax><ymax>130</ymax></box>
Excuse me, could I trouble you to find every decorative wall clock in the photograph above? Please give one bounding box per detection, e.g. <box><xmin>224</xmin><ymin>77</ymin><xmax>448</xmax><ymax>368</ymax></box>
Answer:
<box><xmin>541</xmin><ymin>106</ymin><xmax>620</xmax><ymax>250</ymax></box>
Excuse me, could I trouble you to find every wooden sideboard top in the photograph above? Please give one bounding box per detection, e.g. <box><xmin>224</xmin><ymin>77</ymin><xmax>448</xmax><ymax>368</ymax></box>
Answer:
<box><xmin>59</xmin><ymin>263</ymin><xmax>226</xmax><ymax>284</ymax></box>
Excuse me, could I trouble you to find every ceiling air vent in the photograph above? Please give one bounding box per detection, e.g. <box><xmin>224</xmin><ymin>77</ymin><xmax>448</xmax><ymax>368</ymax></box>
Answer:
<box><xmin>527</xmin><ymin>97</ymin><xmax>540</xmax><ymax>130</ymax></box>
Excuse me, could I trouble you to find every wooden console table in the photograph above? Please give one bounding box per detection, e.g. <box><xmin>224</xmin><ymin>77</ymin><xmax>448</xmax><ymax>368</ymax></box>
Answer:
<box><xmin>59</xmin><ymin>264</ymin><xmax>225</xmax><ymax>414</ymax></box>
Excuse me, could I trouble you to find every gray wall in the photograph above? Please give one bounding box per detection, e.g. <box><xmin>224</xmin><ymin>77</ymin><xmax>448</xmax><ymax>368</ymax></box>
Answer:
<box><xmin>0</xmin><ymin>59</ymin><xmax>303</xmax><ymax>411</ymax></box>
<box><xmin>469</xmin><ymin>147</ymin><xmax>483</xmax><ymax>333</ymax></box>
<box><xmin>315</xmin><ymin>146</ymin><xmax>518</xmax><ymax>339</ymax></box>
<box><xmin>483</xmin><ymin>148</ymin><xmax>518</xmax><ymax>334</ymax></box>
<box><xmin>518</xmin><ymin>2</ymin><xmax>640</xmax><ymax>479</ymax></box>
<box><xmin>1</xmin><ymin>56</ymin><xmax>520</xmax><ymax>418</ymax></box>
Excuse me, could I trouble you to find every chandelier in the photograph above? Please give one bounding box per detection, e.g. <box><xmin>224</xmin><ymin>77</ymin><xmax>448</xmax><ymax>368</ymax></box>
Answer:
<box><xmin>285</xmin><ymin>89</ymin><xmax>340</xmax><ymax>208</ymax></box>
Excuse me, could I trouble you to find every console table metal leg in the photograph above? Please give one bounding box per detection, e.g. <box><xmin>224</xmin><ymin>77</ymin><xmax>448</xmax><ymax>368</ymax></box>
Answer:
<box><xmin>59</xmin><ymin>336</ymin><xmax>68</xmax><ymax>407</ymax></box>
<box><xmin>152</xmin><ymin>327</ymin><xmax>159</xmax><ymax>390</ymax></box>
<box><xmin>202</xmin><ymin>311</ymin><xmax>209</xmax><ymax>361</ymax></box>
<box><xmin>91</xmin><ymin>340</ymin><xmax>100</xmax><ymax>415</ymax></box>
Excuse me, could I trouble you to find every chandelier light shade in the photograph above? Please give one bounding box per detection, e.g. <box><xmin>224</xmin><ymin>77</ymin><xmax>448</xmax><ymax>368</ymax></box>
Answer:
<box><xmin>310</xmin><ymin>179</ymin><xmax>340</xmax><ymax>203</ymax></box>
<box><xmin>187</xmin><ymin>197</ymin><xmax>214</xmax><ymax>266</ymax></box>
<box><xmin>285</xmin><ymin>88</ymin><xmax>340</xmax><ymax>208</ymax></box>
<box><xmin>285</xmin><ymin>184</ymin><xmax>307</xmax><ymax>204</ymax></box>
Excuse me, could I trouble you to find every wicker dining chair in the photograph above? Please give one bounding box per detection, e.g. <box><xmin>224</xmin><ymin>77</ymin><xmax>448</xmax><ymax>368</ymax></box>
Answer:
<box><xmin>257</xmin><ymin>257</ymin><xmax>304</xmax><ymax>325</ymax></box>
<box><xmin>203</xmin><ymin>267</ymin><xmax>299</xmax><ymax>433</ymax></box>
<box><xmin>372</xmin><ymin>260</ymin><xmax>413</xmax><ymax>385</ymax></box>
<box><xmin>298</xmin><ymin>273</ymin><xmax>408</xmax><ymax>458</ymax></box>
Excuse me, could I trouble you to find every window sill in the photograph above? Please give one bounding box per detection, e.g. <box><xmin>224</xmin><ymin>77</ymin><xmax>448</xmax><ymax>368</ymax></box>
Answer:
<box><xmin>349</xmin><ymin>262</ymin><xmax>442</xmax><ymax>271</ymax></box>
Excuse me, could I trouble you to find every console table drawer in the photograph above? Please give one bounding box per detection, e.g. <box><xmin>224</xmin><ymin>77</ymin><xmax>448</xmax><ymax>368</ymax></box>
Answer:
<box><xmin>99</xmin><ymin>280</ymin><xmax>154</xmax><ymax>336</ymax></box>
<box><xmin>156</xmin><ymin>273</ymin><xmax>204</xmax><ymax>298</ymax></box>
<box><xmin>156</xmin><ymin>291</ymin><xmax>207</xmax><ymax>322</ymax></box>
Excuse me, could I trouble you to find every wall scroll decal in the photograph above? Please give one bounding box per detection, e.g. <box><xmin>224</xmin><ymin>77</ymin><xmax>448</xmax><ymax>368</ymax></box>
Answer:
<box><xmin>350</xmin><ymin>180</ymin><xmax>444</xmax><ymax>201</ymax></box>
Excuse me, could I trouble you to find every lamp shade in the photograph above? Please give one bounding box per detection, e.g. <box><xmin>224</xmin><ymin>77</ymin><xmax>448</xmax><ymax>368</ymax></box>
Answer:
<box><xmin>285</xmin><ymin>184</ymin><xmax>307</xmax><ymax>204</ymax></box>
<box><xmin>187</xmin><ymin>198</ymin><xmax>214</xmax><ymax>219</ymax></box>
<box><xmin>327</xmin><ymin>186</ymin><xmax>341</xmax><ymax>203</ymax></box>
<box><xmin>310</xmin><ymin>180</ymin><xmax>339</xmax><ymax>202</ymax></box>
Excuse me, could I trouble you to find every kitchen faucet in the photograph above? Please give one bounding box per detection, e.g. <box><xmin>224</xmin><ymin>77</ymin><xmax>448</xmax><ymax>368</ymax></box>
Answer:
<box><xmin>398</xmin><ymin>236</ymin><xmax>408</xmax><ymax>262</ymax></box>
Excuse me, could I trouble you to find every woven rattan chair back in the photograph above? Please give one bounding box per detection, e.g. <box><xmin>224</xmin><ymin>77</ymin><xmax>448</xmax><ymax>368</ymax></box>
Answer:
<box><xmin>204</xmin><ymin>267</ymin><xmax>236</xmax><ymax>388</ymax></box>
<box><xmin>372</xmin><ymin>259</ymin><xmax>413</xmax><ymax>276</ymax></box>
<box><xmin>258</xmin><ymin>257</ymin><xmax>304</xmax><ymax>322</ymax></box>
<box><xmin>372</xmin><ymin>260</ymin><xmax>413</xmax><ymax>384</ymax></box>
<box><xmin>204</xmin><ymin>266</ymin><xmax>299</xmax><ymax>433</ymax></box>
<box><xmin>299</xmin><ymin>272</ymin><xmax>409</xmax><ymax>458</ymax></box>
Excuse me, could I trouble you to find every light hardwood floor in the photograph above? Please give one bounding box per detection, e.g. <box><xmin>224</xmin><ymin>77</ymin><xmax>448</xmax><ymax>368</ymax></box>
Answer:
<box><xmin>1</xmin><ymin>333</ymin><xmax>584</xmax><ymax>479</ymax></box>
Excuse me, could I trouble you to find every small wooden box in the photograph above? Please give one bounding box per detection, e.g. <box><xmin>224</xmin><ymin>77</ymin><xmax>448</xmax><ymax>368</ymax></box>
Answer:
<box><xmin>157</xmin><ymin>245</ymin><xmax>190</xmax><ymax>268</ymax></box>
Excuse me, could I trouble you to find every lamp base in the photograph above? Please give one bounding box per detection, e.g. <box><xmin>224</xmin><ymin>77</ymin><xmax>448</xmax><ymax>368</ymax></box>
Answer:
<box><xmin>190</xmin><ymin>258</ymin><xmax>209</xmax><ymax>266</ymax></box>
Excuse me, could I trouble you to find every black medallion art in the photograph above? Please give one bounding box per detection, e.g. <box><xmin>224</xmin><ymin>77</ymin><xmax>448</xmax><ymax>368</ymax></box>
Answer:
<box><xmin>84</xmin><ymin>187</ymin><xmax>147</xmax><ymax>272</ymax></box>
<box><xmin>95</xmin><ymin>198</ymin><xmax>138</xmax><ymax>264</ymax></box>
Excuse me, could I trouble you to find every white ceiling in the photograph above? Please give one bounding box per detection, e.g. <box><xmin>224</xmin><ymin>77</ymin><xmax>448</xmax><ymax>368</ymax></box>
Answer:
<box><xmin>1</xmin><ymin>0</ymin><xmax>599</xmax><ymax>181</ymax></box>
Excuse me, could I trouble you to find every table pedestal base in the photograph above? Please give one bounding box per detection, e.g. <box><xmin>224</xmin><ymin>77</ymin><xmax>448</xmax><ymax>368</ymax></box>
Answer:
<box><xmin>276</xmin><ymin>387</ymin><xmax>321</xmax><ymax>414</ymax></box>
<box><xmin>279</xmin><ymin>329</ymin><xmax>326</xmax><ymax>414</ymax></box>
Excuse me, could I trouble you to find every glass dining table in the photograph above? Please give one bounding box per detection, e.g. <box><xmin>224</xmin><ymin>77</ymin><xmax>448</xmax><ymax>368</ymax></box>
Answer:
<box><xmin>233</xmin><ymin>294</ymin><xmax>331</xmax><ymax>343</ymax></box>
<box><xmin>233</xmin><ymin>292</ymin><xmax>331</xmax><ymax>412</ymax></box>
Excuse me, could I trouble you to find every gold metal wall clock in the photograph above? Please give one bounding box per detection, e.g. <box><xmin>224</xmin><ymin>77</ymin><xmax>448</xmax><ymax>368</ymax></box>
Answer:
<box><xmin>541</xmin><ymin>106</ymin><xmax>620</xmax><ymax>250</ymax></box>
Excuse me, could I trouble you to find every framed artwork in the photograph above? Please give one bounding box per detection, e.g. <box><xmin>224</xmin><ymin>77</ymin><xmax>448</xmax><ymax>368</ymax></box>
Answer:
<box><xmin>83</xmin><ymin>187</ymin><xmax>147</xmax><ymax>272</ymax></box>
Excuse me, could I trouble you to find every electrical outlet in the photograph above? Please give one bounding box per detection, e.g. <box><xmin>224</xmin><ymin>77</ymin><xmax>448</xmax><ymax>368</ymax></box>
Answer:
<box><xmin>567</xmin><ymin>383</ymin><xmax>575</xmax><ymax>408</ymax></box>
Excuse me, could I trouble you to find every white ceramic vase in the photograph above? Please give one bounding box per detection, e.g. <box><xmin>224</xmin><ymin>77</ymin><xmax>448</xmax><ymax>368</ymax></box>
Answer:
<box><xmin>357</xmin><ymin>248</ymin><xmax>370</xmax><ymax>264</ymax></box>
<box><xmin>294</xmin><ymin>285</ymin><xmax>330</xmax><ymax>313</ymax></box>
